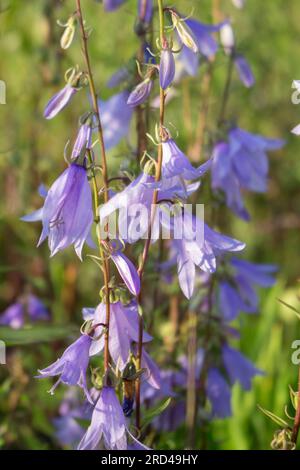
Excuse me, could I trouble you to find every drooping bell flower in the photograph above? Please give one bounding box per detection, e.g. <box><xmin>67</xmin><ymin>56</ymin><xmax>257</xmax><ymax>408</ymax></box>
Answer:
<box><xmin>162</xmin><ymin>137</ymin><xmax>211</xmax><ymax>181</ymax></box>
<box><xmin>211</xmin><ymin>128</ymin><xmax>284</xmax><ymax>219</ymax></box>
<box><xmin>234</xmin><ymin>55</ymin><xmax>255</xmax><ymax>88</ymax></box>
<box><xmin>109</xmin><ymin>244</ymin><xmax>141</xmax><ymax>296</ymax></box>
<box><xmin>138</xmin><ymin>0</ymin><xmax>153</xmax><ymax>24</ymax></box>
<box><xmin>217</xmin><ymin>258</ymin><xmax>277</xmax><ymax>321</ymax></box>
<box><xmin>0</xmin><ymin>295</ymin><xmax>49</xmax><ymax>329</ymax></box>
<box><xmin>127</xmin><ymin>78</ymin><xmax>153</xmax><ymax>108</ymax></box>
<box><xmin>222</xmin><ymin>344</ymin><xmax>264</xmax><ymax>390</ymax></box>
<box><xmin>99</xmin><ymin>91</ymin><xmax>133</xmax><ymax>150</ymax></box>
<box><xmin>37</xmin><ymin>334</ymin><xmax>93</xmax><ymax>403</ymax></box>
<box><xmin>78</xmin><ymin>386</ymin><xmax>148</xmax><ymax>450</ymax></box>
<box><xmin>27</xmin><ymin>294</ymin><xmax>50</xmax><ymax>321</ymax></box>
<box><xmin>100</xmin><ymin>172</ymin><xmax>155</xmax><ymax>243</ymax></box>
<box><xmin>206</xmin><ymin>368</ymin><xmax>232</xmax><ymax>418</ymax></box>
<box><xmin>185</xmin><ymin>18</ymin><xmax>226</xmax><ymax>57</ymax></box>
<box><xmin>159</xmin><ymin>47</ymin><xmax>175</xmax><ymax>90</ymax></box>
<box><xmin>173</xmin><ymin>211</ymin><xmax>245</xmax><ymax>299</ymax></box>
<box><xmin>87</xmin><ymin>301</ymin><xmax>152</xmax><ymax>370</ymax></box>
<box><xmin>0</xmin><ymin>302</ymin><xmax>24</xmax><ymax>329</ymax></box>
<box><xmin>103</xmin><ymin>0</ymin><xmax>126</xmax><ymax>11</ymax></box>
<box><xmin>22</xmin><ymin>163</ymin><xmax>93</xmax><ymax>259</ymax></box>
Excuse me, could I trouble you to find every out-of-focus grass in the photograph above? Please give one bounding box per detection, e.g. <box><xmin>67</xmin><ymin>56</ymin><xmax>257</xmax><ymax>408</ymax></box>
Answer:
<box><xmin>0</xmin><ymin>0</ymin><xmax>300</xmax><ymax>450</ymax></box>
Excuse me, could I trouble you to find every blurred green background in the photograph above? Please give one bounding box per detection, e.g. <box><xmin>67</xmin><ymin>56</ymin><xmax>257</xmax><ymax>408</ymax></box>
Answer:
<box><xmin>0</xmin><ymin>0</ymin><xmax>300</xmax><ymax>450</ymax></box>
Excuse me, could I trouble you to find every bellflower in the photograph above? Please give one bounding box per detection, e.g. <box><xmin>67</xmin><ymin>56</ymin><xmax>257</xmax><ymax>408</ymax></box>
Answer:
<box><xmin>78</xmin><ymin>386</ymin><xmax>148</xmax><ymax>450</ymax></box>
<box><xmin>185</xmin><ymin>18</ymin><xmax>226</xmax><ymax>57</ymax></box>
<box><xmin>44</xmin><ymin>84</ymin><xmax>77</xmax><ymax>120</ymax></box>
<box><xmin>0</xmin><ymin>295</ymin><xmax>49</xmax><ymax>329</ymax></box>
<box><xmin>87</xmin><ymin>301</ymin><xmax>152</xmax><ymax>370</ymax></box>
<box><xmin>162</xmin><ymin>137</ymin><xmax>211</xmax><ymax>180</ymax></box>
<box><xmin>22</xmin><ymin>163</ymin><xmax>93</xmax><ymax>259</ymax></box>
<box><xmin>138</xmin><ymin>0</ymin><xmax>153</xmax><ymax>23</ymax></box>
<box><xmin>99</xmin><ymin>91</ymin><xmax>133</xmax><ymax>150</ymax></box>
<box><xmin>159</xmin><ymin>48</ymin><xmax>175</xmax><ymax>90</ymax></box>
<box><xmin>100</xmin><ymin>172</ymin><xmax>154</xmax><ymax>243</ymax></box>
<box><xmin>0</xmin><ymin>302</ymin><xmax>24</xmax><ymax>329</ymax></box>
<box><xmin>127</xmin><ymin>78</ymin><xmax>153</xmax><ymax>108</ymax></box>
<box><xmin>234</xmin><ymin>55</ymin><xmax>255</xmax><ymax>88</ymax></box>
<box><xmin>27</xmin><ymin>294</ymin><xmax>50</xmax><ymax>321</ymax></box>
<box><xmin>212</xmin><ymin>128</ymin><xmax>284</xmax><ymax>219</ymax></box>
<box><xmin>218</xmin><ymin>258</ymin><xmax>276</xmax><ymax>321</ymax></box>
<box><xmin>103</xmin><ymin>0</ymin><xmax>126</xmax><ymax>11</ymax></box>
<box><xmin>37</xmin><ymin>334</ymin><xmax>93</xmax><ymax>403</ymax></box>
<box><xmin>173</xmin><ymin>212</ymin><xmax>245</xmax><ymax>299</ymax></box>
<box><xmin>110</xmin><ymin>247</ymin><xmax>141</xmax><ymax>296</ymax></box>
<box><xmin>222</xmin><ymin>344</ymin><xmax>264</xmax><ymax>390</ymax></box>
<box><xmin>206</xmin><ymin>368</ymin><xmax>232</xmax><ymax>418</ymax></box>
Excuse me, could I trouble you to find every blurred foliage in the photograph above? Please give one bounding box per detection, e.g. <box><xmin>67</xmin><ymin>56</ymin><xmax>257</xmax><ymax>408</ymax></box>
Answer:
<box><xmin>0</xmin><ymin>0</ymin><xmax>300</xmax><ymax>450</ymax></box>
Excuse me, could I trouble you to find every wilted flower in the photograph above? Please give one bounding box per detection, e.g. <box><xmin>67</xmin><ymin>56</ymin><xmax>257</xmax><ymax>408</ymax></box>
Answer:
<box><xmin>159</xmin><ymin>48</ymin><xmax>175</xmax><ymax>90</ymax></box>
<box><xmin>37</xmin><ymin>334</ymin><xmax>93</xmax><ymax>403</ymax></box>
<box><xmin>127</xmin><ymin>78</ymin><xmax>153</xmax><ymax>107</ymax></box>
<box><xmin>58</xmin><ymin>16</ymin><xmax>77</xmax><ymax>50</ymax></box>
<box><xmin>234</xmin><ymin>55</ymin><xmax>255</xmax><ymax>88</ymax></box>
<box><xmin>222</xmin><ymin>344</ymin><xmax>264</xmax><ymax>390</ymax></box>
<box><xmin>170</xmin><ymin>11</ymin><xmax>198</xmax><ymax>53</ymax></box>
<box><xmin>87</xmin><ymin>301</ymin><xmax>152</xmax><ymax>370</ymax></box>
<box><xmin>22</xmin><ymin>163</ymin><xmax>93</xmax><ymax>259</ymax></box>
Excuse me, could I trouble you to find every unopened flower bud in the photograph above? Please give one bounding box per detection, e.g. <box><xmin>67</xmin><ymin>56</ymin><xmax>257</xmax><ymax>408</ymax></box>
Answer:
<box><xmin>220</xmin><ymin>22</ymin><xmax>235</xmax><ymax>55</ymax></box>
<box><xmin>127</xmin><ymin>78</ymin><xmax>153</xmax><ymax>107</ymax></box>
<box><xmin>159</xmin><ymin>47</ymin><xmax>175</xmax><ymax>90</ymax></box>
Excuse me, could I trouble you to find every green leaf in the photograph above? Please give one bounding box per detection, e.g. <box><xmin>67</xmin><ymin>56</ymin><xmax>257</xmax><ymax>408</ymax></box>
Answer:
<box><xmin>257</xmin><ymin>404</ymin><xmax>289</xmax><ymax>427</ymax></box>
<box><xmin>141</xmin><ymin>397</ymin><xmax>172</xmax><ymax>430</ymax></box>
<box><xmin>0</xmin><ymin>324</ymin><xmax>78</xmax><ymax>346</ymax></box>
<box><xmin>289</xmin><ymin>385</ymin><xmax>299</xmax><ymax>411</ymax></box>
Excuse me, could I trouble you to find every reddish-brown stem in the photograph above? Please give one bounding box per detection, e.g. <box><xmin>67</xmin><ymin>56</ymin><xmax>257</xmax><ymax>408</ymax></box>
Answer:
<box><xmin>76</xmin><ymin>0</ymin><xmax>111</xmax><ymax>371</ymax></box>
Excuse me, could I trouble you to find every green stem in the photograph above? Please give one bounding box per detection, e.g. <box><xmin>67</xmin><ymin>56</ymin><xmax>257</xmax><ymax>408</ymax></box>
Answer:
<box><xmin>76</xmin><ymin>0</ymin><xmax>111</xmax><ymax>372</ymax></box>
<box><xmin>135</xmin><ymin>0</ymin><xmax>166</xmax><ymax>433</ymax></box>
